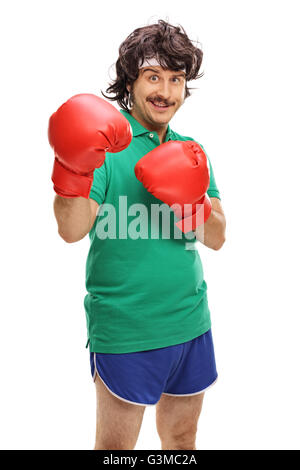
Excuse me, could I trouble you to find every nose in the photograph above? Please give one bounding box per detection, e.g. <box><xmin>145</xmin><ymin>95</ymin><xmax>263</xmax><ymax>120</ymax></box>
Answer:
<box><xmin>156</xmin><ymin>79</ymin><xmax>172</xmax><ymax>101</ymax></box>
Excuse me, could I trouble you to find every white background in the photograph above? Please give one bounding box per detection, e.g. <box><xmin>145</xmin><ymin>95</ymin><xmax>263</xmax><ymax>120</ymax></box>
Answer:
<box><xmin>0</xmin><ymin>0</ymin><xmax>299</xmax><ymax>450</ymax></box>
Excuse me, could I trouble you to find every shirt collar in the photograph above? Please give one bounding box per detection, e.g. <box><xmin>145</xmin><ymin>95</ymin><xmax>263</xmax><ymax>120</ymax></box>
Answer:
<box><xmin>119</xmin><ymin>109</ymin><xmax>174</xmax><ymax>142</ymax></box>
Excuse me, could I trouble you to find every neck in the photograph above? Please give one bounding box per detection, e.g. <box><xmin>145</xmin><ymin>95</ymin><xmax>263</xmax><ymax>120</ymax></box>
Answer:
<box><xmin>129</xmin><ymin>109</ymin><xmax>168</xmax><ymax>144</ymax></box>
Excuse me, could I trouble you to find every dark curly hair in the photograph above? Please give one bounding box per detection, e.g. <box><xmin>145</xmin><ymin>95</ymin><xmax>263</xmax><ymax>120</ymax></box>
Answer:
<box><xmin>101</xmin><ymin>19</ymin><xmax>204</xmax><ymax>112</ymax></box>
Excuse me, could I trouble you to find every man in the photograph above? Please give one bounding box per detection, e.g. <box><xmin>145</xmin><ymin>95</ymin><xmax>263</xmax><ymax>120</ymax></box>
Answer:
<box><xmin>48</xmin><ymin>19</ymin><xmax>226</xmax><ymax>450</ymax></box>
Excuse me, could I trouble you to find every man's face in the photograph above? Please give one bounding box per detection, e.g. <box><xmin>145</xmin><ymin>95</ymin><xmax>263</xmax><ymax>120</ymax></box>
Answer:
<box><xmin>127</xmin><ymin>66</ymin><xmax>186</xmax><ymax>129</ymax></box>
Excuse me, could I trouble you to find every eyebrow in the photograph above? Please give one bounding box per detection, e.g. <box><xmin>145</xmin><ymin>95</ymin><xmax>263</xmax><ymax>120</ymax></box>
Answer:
<box><xmin>141</xmin><ymin>68</ymin><xmax>186</xmax><ymax>78</ymax></box>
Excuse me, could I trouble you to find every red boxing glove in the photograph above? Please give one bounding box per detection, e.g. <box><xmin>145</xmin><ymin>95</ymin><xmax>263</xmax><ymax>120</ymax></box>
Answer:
<box><xmin>48</xmin><ymin>94</ymin><xmax>132</xmax><ymax>198</ymax></box>
<box><xmin>134</xmin><ymin>140</ymin><xmax>212</xmax><ymax>233</ymax></box>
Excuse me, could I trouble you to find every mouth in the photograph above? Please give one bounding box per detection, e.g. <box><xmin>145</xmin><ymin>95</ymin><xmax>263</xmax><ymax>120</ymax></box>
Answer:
<box><xmin>148</xmin><ymin>99</ymin><xmax>173</xmax><ymax>112</ymax></box>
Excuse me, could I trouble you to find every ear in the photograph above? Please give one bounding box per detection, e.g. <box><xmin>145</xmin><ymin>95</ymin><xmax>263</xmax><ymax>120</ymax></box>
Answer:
<box><xmin>126</xmin><ymin>84</ymin><xmax>131</xmax><ymax>93</ymax></box>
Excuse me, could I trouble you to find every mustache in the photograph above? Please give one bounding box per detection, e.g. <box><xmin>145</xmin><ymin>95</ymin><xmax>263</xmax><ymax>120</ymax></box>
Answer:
<box><xmin>147</xmin><ymin>97</ymin><xmax>174</xmax><ymax>106</ymax></box>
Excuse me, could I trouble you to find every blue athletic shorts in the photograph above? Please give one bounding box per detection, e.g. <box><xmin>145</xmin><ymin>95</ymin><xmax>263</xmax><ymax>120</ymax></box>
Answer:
<box><xmin>90</xmin><ymin>329</ymin><xmax>218</xmax><ymax>406</ymax></box>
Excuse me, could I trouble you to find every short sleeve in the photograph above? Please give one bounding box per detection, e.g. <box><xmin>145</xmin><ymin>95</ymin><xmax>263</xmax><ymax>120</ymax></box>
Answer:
<box><xmin>203</xmin><ymin>151</ymin><xmax>221</xmax><ymax>200</ymax></box>
<box><xmin>89</xmin><ymin>163</ymin><xmax>107</xmax><ymax>205</ymax></box>
<box><xmin>195</xmin><ymin>141</ymin><xmax>221</xmax><ymax>200</ymax></box>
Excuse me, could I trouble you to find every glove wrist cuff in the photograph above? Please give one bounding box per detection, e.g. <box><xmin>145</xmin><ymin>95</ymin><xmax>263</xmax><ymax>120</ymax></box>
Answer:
<box><xmin>51</xmin><ymin>158</ymin><xmax>93</xmax><ymax>198</ymax></box>
<box><xmin>175</xmin><ymin>194</ymin><xmax>212</xmax><ymax>233</ymax></box>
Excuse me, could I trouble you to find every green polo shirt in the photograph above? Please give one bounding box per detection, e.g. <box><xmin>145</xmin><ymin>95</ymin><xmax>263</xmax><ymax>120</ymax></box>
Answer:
<box><xmin>84</xmin><ymin>109</ymin><xmax>221</xmax><ymax>353</ymax></box>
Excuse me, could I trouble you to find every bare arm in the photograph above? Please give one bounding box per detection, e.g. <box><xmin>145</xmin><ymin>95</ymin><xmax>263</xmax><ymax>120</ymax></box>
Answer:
<box><xmin>194</xmin><ymin>197</ymin><xmax>226</xmax><ymax>250</ymax></box>
<box><xmin>53</xmin><ymin>195</ymin><xmax>99</xmax><ymax>243</ymax></box>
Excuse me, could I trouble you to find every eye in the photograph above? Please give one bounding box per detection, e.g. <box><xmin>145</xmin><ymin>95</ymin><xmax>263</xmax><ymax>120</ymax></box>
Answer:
<box><xmin>149</xmin><ymin>75</ymin><xmax>159</xmax><ymax>81</ymax></box>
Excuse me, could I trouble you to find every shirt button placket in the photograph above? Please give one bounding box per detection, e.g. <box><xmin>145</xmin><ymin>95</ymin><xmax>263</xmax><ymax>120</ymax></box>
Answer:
<box><xmin>149</xmin><ymin>132</ymin><xmax>160</xmax><ymax>146</ymax></box>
